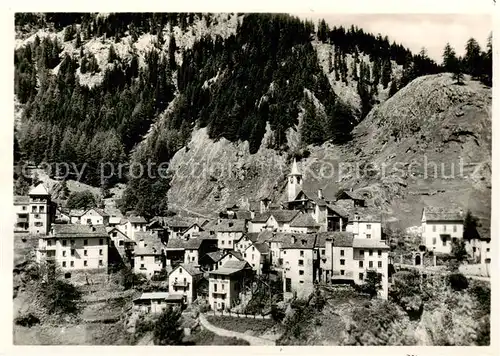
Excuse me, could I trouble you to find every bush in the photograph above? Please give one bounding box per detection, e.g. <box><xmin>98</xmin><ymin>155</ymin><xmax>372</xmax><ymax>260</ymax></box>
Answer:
<box><xmin>270</xmin><ymin>304</ymin><xmax>285</xmax><ymax>323</ymax></box>
<box><xmin>448</xmin><ymin>273</ymin><xmax>469</xmax><ymax>291</ymax></box>
<box><xmin>14</xmin><ymin>313</ymin><xmax>40</xmax><ymax>327</ymax></box>
<box><xmin>153</xmin><ymin>306</ymin><xmax>184</xmax><ymax>345</ymax></box>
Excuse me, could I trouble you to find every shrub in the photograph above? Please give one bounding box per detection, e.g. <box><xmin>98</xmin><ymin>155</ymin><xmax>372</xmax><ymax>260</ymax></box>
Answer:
<box><xmin>14</xmin><ymin>313</ymin><xmax>40</xmax><ymax>327</ymax></box>
<box><xmin>448</xmin><ymin>273</ymin><xmax>469</xmax><ymax>291</ymax></box>
<box><xmin>270</xmin><ymin>304</ymin><xmax>285</xmax><ymax>323</ymax></box>
<box><xmin>153</xmin><ymin>306</ymin><xmax>183</xmax><ymax>345</ymax></box>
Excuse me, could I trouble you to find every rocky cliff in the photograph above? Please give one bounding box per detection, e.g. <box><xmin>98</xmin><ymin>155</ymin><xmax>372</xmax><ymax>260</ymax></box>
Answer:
<box><xmin>167</xmin><ymin>73</ymin><xmax>491</xmax><ymax>229</ymax></box>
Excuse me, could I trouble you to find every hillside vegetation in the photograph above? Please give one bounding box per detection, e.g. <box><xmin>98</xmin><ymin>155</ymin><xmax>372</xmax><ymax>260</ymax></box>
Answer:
<box><xmin>14</xmin><ymin>13</ymin><xmax>492</xmax><ymax>225</ymax></box>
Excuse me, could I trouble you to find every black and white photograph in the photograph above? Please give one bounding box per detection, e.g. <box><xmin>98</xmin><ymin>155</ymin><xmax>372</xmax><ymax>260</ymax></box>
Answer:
<box><xmin>9</xmin><ymin>3</ymin><xmax>495</xmax><ymax>348</ymax></box>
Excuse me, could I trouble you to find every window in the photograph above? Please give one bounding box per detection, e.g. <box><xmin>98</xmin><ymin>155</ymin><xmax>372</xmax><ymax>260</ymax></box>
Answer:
<box><xmin>486</xmin><ymin>248</ymin><xmax>490</xmax><ymax>252</ymax></box>
<box><xmin>62</xmin><ymin>261</ymin><xmax>66</xmax><ymax>267</ymax></box>
<box><xmin>340</xmin><ymin>250</ymin><xmax>344</xmax><ymax>256</ymax></box>
<box><xmin>283</xmin><ymin>250</ymin><xmax>286</xmax><ymax>255</ymax></box>
<box><xmin>285</xmin><ymin>278</ymin><xmax>292</xmax><ymax>292</ymax></box>
<box><xmin>222</xmin><ymin>282</ymin><xmax>225</xmax><ymax>290</ymax></box>
<box><xmin>359</xmin><ymin>261</ymin><xmax>363</xmax><ymax>268</ymax></box>
<box><xmin>62</xmin><ymin>251</ymin><xmax>66</xmax><ymax>257</ymax></box>
<box><xmin>321</xmin><ymin>249</ymin><xmax>325</xmax><ymax>255</ymax></box>
<box><xmin>367</xmin><ymin>224</ymin><xmax>371</xmax><ymax>230</ymax></box>
<box><xmin>366</xmin><ymin>234</ymin><xmax>371</xmax><ymax>239</ymax></box>
<box><xmin>99</xmin><ymin>249</ymin><xmax>103</xmax><ymax>256</ymax></box>
<box><xmin>300</xmin><ymin>250</ymin><xmax>304</xmax><ymax>257</ymax></box>
<box><xmin>22</xmin><ymin>206</ymin><xmax>26</xmax><ymax>211</ymax></box>
<box><xmin>453</xmin><ymin>225</ymin><xmax>457</xmax><ymax>232</ymax></box>
<box><xmin>299</xmin><ymin>270</ymin><xmax>304</xmax><ymax>275</ymax></box>
<box><xmin>179</xmin><ymin>268</ymin><xmax>183</xmax><ymax>273</ymax></box>
<box><xmin>70</xmin><ymin>261</ymin><xmax>74</xmax><ymax>267</ymax></box>
<box><xmin>140</xmin><ymin>264</ymin><xmax>145</xmax><ymax>268</ymax></box>
<box><xmin>221</xmin><ymin>240</ymin><xmax>224</xmax><ymax>245</ymax></box>
<box><xmin>432</xmin><ymin>225</ymin><xmax>436</xmax><ymax>232</ymax></box>
<box><xmin>298</xmin><ymin>259</ymin><xmax>304</xmax><ymax>266</ymax></box>
<box><xmin>252</xmin><ymin>246</ymin><xmax>255</xmax><ymax>251</ymax></box>
<box><xmin>299</xmin><ymin>280</ymin><xmax>304</xmax><ymax>284</ymax></box>
<box><xmin>433</xmin><ymin>237</ymin><xmax>437</xmax><ymax>245</ymax></box>
<box><xmin>34</xmin><ymin>214</ymin><xmax>40</xmax><ymax>219</ymax></box>
<box><xmin>99</xmin><ymin>260</ymin><xmax>103</xmax><ymax>266</ymax></box>
<box><xmin>369</xmin><ymin>250</ymin><xmax>373</xmax><ymax>256</ymax></box>
<box><xmin>84</xmin><ymin>260</ymin><xmax>88</xmax><ymax>267</ymax></box>
<box><xmin>32</xmin><ymin>206</ymin><xmax>36</xmax><ymax>213</ymax></box>
<box><xmin>99</xmin><ymin>239</ymin><xmax>104</xmax><ymax>245</ymax></box>
<box><xmin>140</xmin><ymin>256</ymin><xmax>144</xmax><ymax>261</ymax></box>
<box><xmin>119</xmin><ymin>240</ymin><xmax>124</xmax><ymax>246</ymax></box>
<box><xmin>359</xmin><ymin>273</ymin><xmax>364</xmax><ymax>280</ymax></box>
<box><xmin>84</xmin><ymin>239</ymin><xmax>88</xmax><ymax>246</ymax></box>
<box><xmin>442</xmin><ymin>239</ymin><xmax>446</xmax><ymax>247</ymax></box>
<box><xmin>192</xmin><ymin>257</ymin><xmax>195</xmax><ymax>262</ymax></box>
<box><xmin>378</xmin><ymin>261</ymin><xmax>382</xmax><ymax>268</ymax></box>
<box><xmin>47</xmin><ymin>240</ymin><xmax>52</xmax><ymax>247</ymax></box>
<box><xmin>378</xmin><ymin>250</ymin><xmax>382</xmax><ymax>257</ymax></box>
<box><xmin>34</xmin><ymin>222</ymin><xmax>43</xmax><ymax>227</ymax></box>
<box><xmin>84</xmin><ymin>250</ymin><xmax>88</xmax><ymax>256</ymax></box>
<box><xmin>62</xmin><ymin>240</ymin><xmax>67</xmax><ymax>246</ymax></box>
<box><xmin>112</xmin><ymin>232</ymin><xmax>117</xmax><ymax>237</ymax></box>
<box><xmin>70</xmin><ymin>239</ymin><xmax>75</xmax><ymax>245</ymax></box>
<box><xmin>369</xmin><ymin>261</ymin><xmax>373</xmax><ymax>268</ymax></box>
<box><xmin>340</xmin><ymin>259</ymin><xmax>345</xmax><ymax>265</ymax></box>
<box><xmin>244</xmin><ymin>253</ymin><xmax>247</xmax><ymax>258</ymax></box>
<box><xmin>359</xmin><ymin>250</ymin><xmax>364</xmax><ymax>256</ymax></box>
<box><xmin>214</xmin><ymin>284</ymin><xmax>217</xmax><ymax>292</ymax></box>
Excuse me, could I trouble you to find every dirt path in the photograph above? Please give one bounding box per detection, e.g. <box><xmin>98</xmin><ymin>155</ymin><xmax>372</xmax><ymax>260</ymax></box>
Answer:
<box><xmin>198</xmin><ymin>313</ymin><xmax>275</xmax><ymax>346</ymax></box>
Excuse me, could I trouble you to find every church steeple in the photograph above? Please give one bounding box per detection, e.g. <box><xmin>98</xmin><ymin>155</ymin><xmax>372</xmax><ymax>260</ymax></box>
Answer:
<box><xmin>287</xmin><ymin>158</ymin><xmax>303</xmax><ymax>202</ymax></box>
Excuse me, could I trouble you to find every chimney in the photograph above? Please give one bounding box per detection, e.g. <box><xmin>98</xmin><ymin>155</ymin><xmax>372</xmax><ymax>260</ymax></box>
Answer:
<box><xmin>459</xmin><ymin>208</ymin><xmax>463</xmax><ymax>217</ymax></box>
<box><xmin>318</xmin><ymin>189</ymin><xmax>323</xmax><ymax>199</ymax></box>
<box><xmin>139</xmin><ymin>239</ymin><xmax>145</xmax><ymax>248</ymax></box>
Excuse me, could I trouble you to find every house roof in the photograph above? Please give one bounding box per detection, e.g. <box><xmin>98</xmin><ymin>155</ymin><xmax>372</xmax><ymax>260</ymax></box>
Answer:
<box><xmin>81</xmin><ymin>207</ymin><xmax>110</xmax><ymax>217</ymax></box>
<box><xmin>174</xmin><ymin>263</ymin><xmax>202</xmax><ymax>276</ymax></box>
<box><xmin>223</xmin><ymin>260</ymin><xmax>250</xmax><ymax>269</ymax></box>
<box><xmin>210</xmin><ymin>260</ymin><xmax>252</xmax><ymax>274</ymax></box>
<box><xmin>350</xmin><ymin>208</ymin><xmax>382</xmax><ymax>222</ymax></box>
<box><xmin>289</xmin><ymin>213</ymin><xmax>320</xmax><ymax>228</ymax></box>
<box><xmin>69</xmin><ymin>209</ymin><xmax>86</xmax><ymax>217</ymax></box>
<box><xmin>14</xmin><ymin>195</ymin><xmax>29</xmax><ymax>205</ymax></box>
<box><xmin>234</xmin><ymin>211</ymin><xmax>253</xmax><ymax>220</ymax></box>
<box><xmin>128</xmin><ymin>216</ymin><xmax>148</xmax><ymax>224</ymax></box>
<box><xmin>135</xmin><ymin>292</ymin><xmax>170</xmax><ymax>301</ymax></box>
<box><xmin>281</xmin><ymin>234</ymin><xmax>317</xmax><ymax>249</ymax></box>
<box><xmin>109</xmin><ymin>216</ymin><xmax>123</xmax><ymax>224</ymax></box>
<box><xmin>316</xmin><ymin>232</ymin><xmax>354</xmax><ymax>247</ymax></box>
<box><xmin>238</xmin><ymin>232</ymin><xmax>259</xmax><ymax>244</ymax></box>
<box><xmin>423</xmin><ymin>206</ymin><xmax>463</xmax><ymax>222</ymax></box>
<box><xmin>225</xmin><ymin>250</ymin><xmax>244</xmax><ymax>260</ymax></box>
<box><xmin>268</xmin><ymin>210</ymin><xmax>300</xmax><ymax>223</ymax></box>
<box><xmin>249</xmin><ymin>242</ymin><xmax>270</xmax><ymax>254</ymax></box>
<box><xmin>352</xmin><ymin>239</ymin><xmax>390</xmax><ymax>250</ymax></box>
<box><xmin>106</xmin><ymin>227</ymin><xmax>133</xmax><ymax>241</ymax></box>
<box><xmin>135</xmin><ymin>232</ymin><xmax>164</xmax><ymax>255</ymax></box>
<box><xmin>326</xmin><ymin>204</ymin><xmax>350</xmax><ymax>218</ymax></box>
<box><xmin>51</xmin><ymin>224</ymin><xmax>108</xmax><ymax>238</ymax></box>
<box><xmin>214</xmin><ymin>219</ymin><xmax>246</xmax><ymax>232</ymax></box>
<box><xmin>338</xmin><ymin>190</ymin><xmax>365</xmax><ymax>201</ymax></box>
<box><xmin>252</xmin><ymin>212</ymin><xmax>271</xmax><ymax>223</ymax></box>
<box><xmin>29</xmin><ymin>183</ymin><xmax>50</xmax><ymax>196</ymax></box>
<box><xmin>204</xmin><ymin>251</ymin><xmax>225</xmax><ymax>263</ymax></box>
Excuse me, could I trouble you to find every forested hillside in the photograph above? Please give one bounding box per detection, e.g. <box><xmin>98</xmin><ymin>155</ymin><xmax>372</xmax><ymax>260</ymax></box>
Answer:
<box><xmin>14</xmin><ymin>13</ymin><xmax>492</xmax><ymax>217</ymax></box>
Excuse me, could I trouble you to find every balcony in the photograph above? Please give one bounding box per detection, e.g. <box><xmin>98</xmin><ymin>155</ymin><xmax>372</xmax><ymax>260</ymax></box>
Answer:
<box><xmin>212</xmin><ymin>291</ymin><xmax>227</xmax><ymax>297</ymax></box>
<box><xmin>353</xmin><ymin>254</ymin><xmax>365</xmax><ymax>261</ymax></box>
<box><xmin>331</xmin><ymin>270</ymin><xmax>354</xmax><ymax>279</ymax></box>
<box><xmin>172</xmin><ymin>281</ymin><xmax>190</xmax><ymax>288</ymax></box>
<box><xmin>17</xmin><ymin>217</ymin><xmax>28</xmax><ymax>223</ymax></box>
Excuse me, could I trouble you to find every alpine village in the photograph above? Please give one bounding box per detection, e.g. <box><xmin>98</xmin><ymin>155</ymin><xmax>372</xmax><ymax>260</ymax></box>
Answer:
<box><xmin>13</xmin><ymin>13</ymin><xmax>492</xmax><ymax>346</ymax></box>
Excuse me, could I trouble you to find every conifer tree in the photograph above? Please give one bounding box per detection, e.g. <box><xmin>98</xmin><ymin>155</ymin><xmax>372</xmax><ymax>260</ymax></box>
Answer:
<box><xmin>442</xmin><ymin>43</ymin><xmax>458</xmax><ymax>73</ymax></box>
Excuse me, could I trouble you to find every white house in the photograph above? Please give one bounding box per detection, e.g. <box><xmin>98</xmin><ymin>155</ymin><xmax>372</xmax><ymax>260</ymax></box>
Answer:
<box><xmin>36</xmin><ymin>224</ymin><xmax>108</xmax><ymax>272</ymax></box>
<box><xmin>215</xmin><ymin>219</ymin><xmax>246</xmax><ymax>250</ymax></box>
<box><xmin>14</xmin><ymin>195</ymin><xmax>29</xmax><ymax>232</ymax></box>
<box><xmin>242</xmin><ymin>242</ymin><xmax>270</xmax><ymax>275</ymax></box>
<box><xmin>345</xmin><ymin>210</ymin><xmax>382</xmax><ymax>240</ymax></box>
<box><xmin>119</xmin><ymin>216</ymin><xmax>148</xmax><ymax>241</ymax></box>
<box><xmin>80</xmin><ymin>208</ymin><xmax>110</xmax><ymax>226</ymax></box>
<box><xmin>133</xmin><ymin>292</ymin><xmax>183</xmax><ymax>314</ymax></box>
<box><xmin>29</xmin><ymin>184</ymin><xmax>52</xmax><ymax>235</ymax></box>
<box><xmin>168</xmin><ymin>264</ymin><xmax>203</xmax><ymax>305</ymax></box>
<box><xmin>234</xmin><ymin>233</ymin><xmax>259</xmax><ymax>254</ymax></box>
<box><xmin>421</xmin><ymin>206</ymin><xmax>464</xmax><ymax>254</ymax></box>
<box><xmin>208</xmin><ymin>260</ymin><xmax>253</xmax><ymax>311</ymax></box>
<box><xmin>133</xmin><ymin>231</ymin><xmax>164</xmax><ymax>278</ymax></box>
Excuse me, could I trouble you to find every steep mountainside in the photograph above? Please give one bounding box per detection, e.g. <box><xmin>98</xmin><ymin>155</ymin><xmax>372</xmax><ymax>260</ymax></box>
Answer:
<box><xmin>14</xmin><ymin>13</ymin><xmax>491</xmax><ymax>227</ymax></box>
<box><xmin>167</xmin><ymin>73</ymin><xmax>491</xmax><ymax>230</ymax></box>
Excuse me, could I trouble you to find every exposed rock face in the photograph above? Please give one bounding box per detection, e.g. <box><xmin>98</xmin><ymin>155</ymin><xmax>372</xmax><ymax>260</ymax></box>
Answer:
<box><xmin>167</xmin><ymin>73</ymin><xmax>491</xmax><ymax>230</ymax></box>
